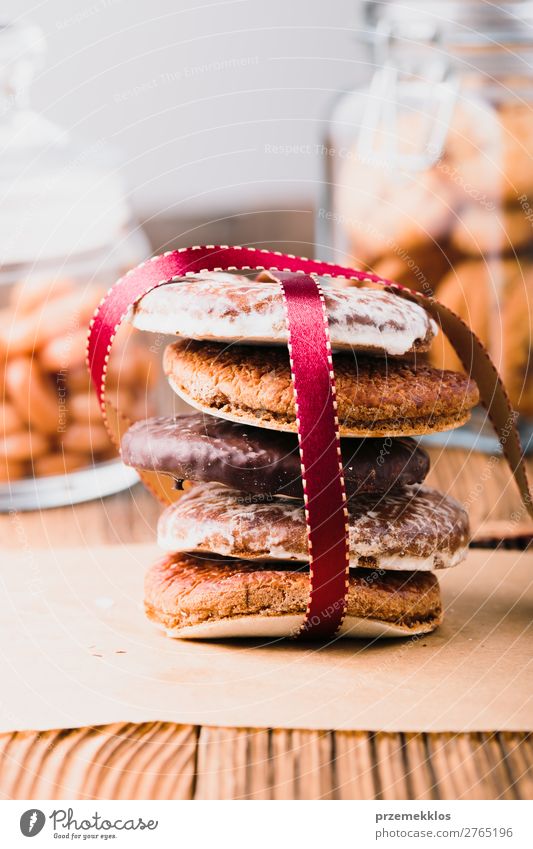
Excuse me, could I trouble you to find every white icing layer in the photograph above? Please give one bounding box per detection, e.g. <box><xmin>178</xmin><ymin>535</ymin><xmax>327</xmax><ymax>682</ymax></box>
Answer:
<box><xmin>157</xmin><ymin>482</ymin><xmax>470</xmax><ymax>572</ymax></box>
<box><xmin>131</xmin><ymin>272</ymin><xmax>438</xmax><ymax>355</ymax></box>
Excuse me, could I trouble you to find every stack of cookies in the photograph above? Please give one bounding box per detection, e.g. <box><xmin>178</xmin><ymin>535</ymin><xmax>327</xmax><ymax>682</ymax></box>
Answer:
<box><xmin>122</xmin><ymin>272</ymin><xmax>479</xmax><ymax>640</ymax></box>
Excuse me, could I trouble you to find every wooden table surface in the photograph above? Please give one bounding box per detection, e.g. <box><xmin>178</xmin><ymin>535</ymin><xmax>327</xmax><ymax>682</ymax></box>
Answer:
<box><xmin>1</xmin><ymin>446</ymin><xmax>532</xmax><ymax>800</ymax></box>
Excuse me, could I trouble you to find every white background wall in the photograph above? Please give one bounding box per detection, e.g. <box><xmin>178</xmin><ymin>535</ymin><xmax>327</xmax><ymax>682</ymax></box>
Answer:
<box><xmin>5</xmin><ymin>0</ymin><xmax>368</xmax><ymax>218</ymax></box>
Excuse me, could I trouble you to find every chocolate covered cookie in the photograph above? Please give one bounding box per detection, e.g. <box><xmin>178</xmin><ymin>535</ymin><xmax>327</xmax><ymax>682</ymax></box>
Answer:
<box><xmin>130</xmin><ymin>272</ymin><xmax>437</xmax><ymax>355</ymax></box>
<box><xmin>145</xmin><ymin>553</ymin><xmax>443</xmax><ymax>639</ymax></box>
<box><xmin>121</xmin><ymin>413</ymin><xmax>430</xmax><ymax>498</ymax></box>
<box><xmin>163</xmin><ymin>340</ymin><xmax>479</xmax><ymax>437</ymax></box>
<box><xmin>158</xmin><ymin>482</ymin><xmax>470</xmax><ymax>571</ymax></box>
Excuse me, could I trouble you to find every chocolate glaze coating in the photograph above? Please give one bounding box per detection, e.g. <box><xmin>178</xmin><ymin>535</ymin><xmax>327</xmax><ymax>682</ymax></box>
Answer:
<box><xmin>121</xmin><ymin>413</ymin><xmax>430</xmax><ymax>498</ymax></box>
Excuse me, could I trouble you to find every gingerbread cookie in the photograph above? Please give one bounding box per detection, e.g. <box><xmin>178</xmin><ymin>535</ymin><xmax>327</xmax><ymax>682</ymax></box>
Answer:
<box><xmin>163</xmin><ymin>340</ymin><xmax>479</xmax><ymax>437</ymax></box>
<box><xmin>157</xmin><ymin>481</ymin><xmax>470</xmax><ymax>572</ymax></box>
<box><xmin>452</xmin><ymin>205</ymin><xmax>532</xmax><ymax>256</ymax></box>
<box><xmin>131</xmin><ymin>272</ymin><xmax>437</xmax><ymax>356</ymax></box>
<box><xmin>371</xmin><ymin>239</ymin><xmax>459</xmax><ymax>295</ymax></box>
<box><xmin>430</xmin><ymin>257</ymin><xmax>533</xmax><ymax>416</ymax></box>
<box><xmin>121</xmin><ymin>414</ymin><xmax>430</xmax><ymax>498</ymax></box>
<box><xmin>336</xmin><ymin>159</ymin><xmax>453</xmax><ymax>264</ymax></box>
<box><xmin>145</xmin><ymin>553</ymin><xmax>443</xmax><ymax>639</ymax></box>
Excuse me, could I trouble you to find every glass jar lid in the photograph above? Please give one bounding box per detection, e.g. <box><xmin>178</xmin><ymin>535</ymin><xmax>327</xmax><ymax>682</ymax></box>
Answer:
<box><xmin>363</xmin><ymin>1</ymin><xmax>533</xmax><ymax>46</ymax></box>
<box><xmin>0</xmin><ymin>21</ymin><xmax>131</xmax><ymax>269</ymax></box>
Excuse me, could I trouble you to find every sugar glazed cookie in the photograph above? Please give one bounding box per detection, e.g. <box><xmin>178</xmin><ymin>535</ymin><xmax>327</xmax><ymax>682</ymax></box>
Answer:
<box><xmin>157</xmin><ymin>482</ymin><xmax>470</xmax><ymax>572</ymax></box>
<box><xmin>131</xmin><ymin>272</ymin><xmax>437</xmax><ymax>355</ymax></box>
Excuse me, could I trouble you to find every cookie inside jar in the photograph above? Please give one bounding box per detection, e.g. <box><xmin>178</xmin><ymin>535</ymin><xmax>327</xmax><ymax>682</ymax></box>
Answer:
<box><xmin>319</xmin><ymin>0</ymin><xmax>533</xmax><ymax>448</ymax></box>
<box><xmin>0</xmin><ymin>272</ymin><xmax>158</xmax><ymax>499</ymax></box>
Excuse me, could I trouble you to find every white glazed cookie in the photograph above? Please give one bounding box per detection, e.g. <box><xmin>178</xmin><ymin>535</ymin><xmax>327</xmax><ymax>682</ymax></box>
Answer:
<box><xmin>157</xmin><ymin>482</ymin><xmax>470</xmax><ymax>571</ymax></box>
<box><xmin>130</xmin><ymin>271</ymin><xmax>438</xmax><ymax>356</ymax></box>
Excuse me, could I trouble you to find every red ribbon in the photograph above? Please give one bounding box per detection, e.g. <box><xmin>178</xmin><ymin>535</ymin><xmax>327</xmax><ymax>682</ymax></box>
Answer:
<box><xmin>274</xmin><ymin>272</ymin><xmax>349</xmax><ymax>637</ymax></box>
<box><xmin>87</xmin><ymin>245</ymin><xmax>533</xmax><ymax>640</ymax></box>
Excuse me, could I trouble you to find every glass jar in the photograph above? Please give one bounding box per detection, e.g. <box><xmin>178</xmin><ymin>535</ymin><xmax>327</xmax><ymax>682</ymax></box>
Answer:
<box><xmin>0</xmin><ymin>22</ymin><xmax>154</xmax><ymax>510</ymax></box>
<box><xmin>319</xmin><ymin>0</ymin><xmax>533</xmax><ymax>452</ymax></box>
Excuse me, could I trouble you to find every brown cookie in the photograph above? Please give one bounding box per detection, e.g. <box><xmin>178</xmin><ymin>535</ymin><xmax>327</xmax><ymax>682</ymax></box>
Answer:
<box><xmin>431</xmin><ymin>258</ymin><xmax>533</xmax><ymax>415</ymax></box>
<box><xmin>451</xmin><ymin>205</ymin><xmax>532</xmax><ymax>256</ymax></box>
<box><xmin>501</xmin><ymin>263</ymin><xmax>533</xmax><ymax>415</ymax></box>
<box><xmin>336</xmin><ymin>156</ymin><xmax>453</xmax><ymax>264</ymax></box>
<box><xmin>430</xmin><ymin>260</ymin><xmax>493</xmax><ymax>374</ymax></box>
<box><xmin>371</xmin><ymin>240</ymin><xmax>459</xmax><ymax>295</ymax></box>
<box><xmin>439</xmin><ymin>101</ymin><xmax>502</xmax><ymax>203</ymax></box>
<box><xmin>131</xmin><ymin>272</ymin><xmax>437</xmax><ymax>356</ymax></box>
<box><xmin>145</xmin><ymin>553</ymin><xmax>443</xmax><ymax>639</ymax></box>
<box><xmin>499</xmin><ymin>102</ymin><xmax>533</xmax><ymax>201</ymax></box>
<box><xmin>441</xmin><ymin>101</ymin><xmax>533</xmax><ymax>204</ymax></box>
<box><xmin>121</xmin><ymin>414</ymin><xmax>430</xmax><ymax>498</ymax></box>
<box><xmin>158</xmin><ymin>482</ymin><xmax>469</xmax><ymax>571</ymax></box>
<box><xmin>163</xmin><ymin>340</ymin><xmax>479</xmax><ymax>437</ymax></box>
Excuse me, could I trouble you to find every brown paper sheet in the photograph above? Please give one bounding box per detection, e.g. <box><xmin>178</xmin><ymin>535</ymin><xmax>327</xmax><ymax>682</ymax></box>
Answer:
<box><xmin>1</xmin><ymin>544</ymin><xmax>532</xmax><ymax>733</ymax></box>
